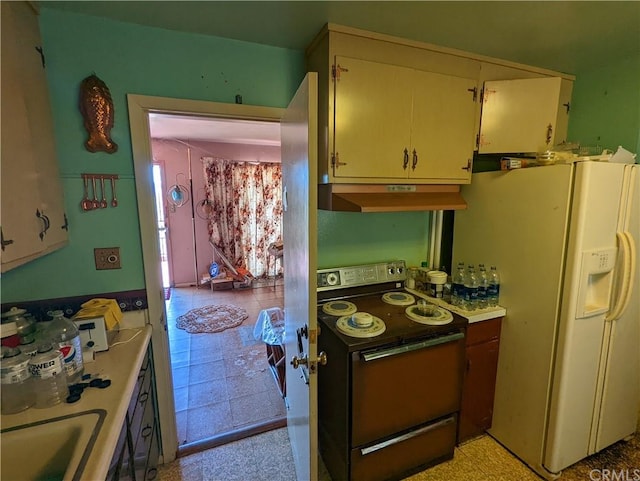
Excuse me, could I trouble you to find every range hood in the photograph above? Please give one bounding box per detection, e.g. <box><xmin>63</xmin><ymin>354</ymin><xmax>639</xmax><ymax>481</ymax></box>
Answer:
<box><xmin>318</xmin><ymin>184</ymin><xmax>467</xmax><ymax>213</ymax></box>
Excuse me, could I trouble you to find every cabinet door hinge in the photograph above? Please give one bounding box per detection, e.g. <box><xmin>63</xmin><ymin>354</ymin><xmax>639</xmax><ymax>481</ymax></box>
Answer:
<box><xmin>475</xmin><ymin>133</ymin><xmax>480</xmax><ymax>149</ymax></box>
<box><xmin>467</xmin><ymin>87</ymin><xmax>478</xmax><ymax>102</ymax></box>
<box><xmin>35</xmin><ymin>46</ymin><xmax>45</xmax><ymax>68</ymax></box>
<box><xmin>61</xmin><ymin>213</ymin><xmax>69</xmax><ymax>231</ymax></box>
<box><xmin>479</xmin><ymin>87</ymin><xmax>485</xmax><ymax>104</ymax></box>
<box><xmin>332</xmin><ymin>64</ymin><xmax>348</xmax><ymax>81</ymax></box>
<box><xmin>332</xmin><ymin>152</ymin><xmax>347</xmax><ymax>170</ymax></box>
<box><xmin>1</xmin><ymin>228</ymin><xmax>14</xmax><ymax>251</ymax></box>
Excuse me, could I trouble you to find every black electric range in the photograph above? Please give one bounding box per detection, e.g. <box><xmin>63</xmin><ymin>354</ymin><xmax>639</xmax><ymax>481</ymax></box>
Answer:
<box><xmin>316</xmin><ymin>261</ymin><xmax>467</xmax><ymax>352</ymax></box>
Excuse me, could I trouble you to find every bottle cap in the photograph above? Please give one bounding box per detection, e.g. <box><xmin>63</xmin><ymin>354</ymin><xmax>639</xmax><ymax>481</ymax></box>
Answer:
<box><xmin>1</xmin><ymin>307</ymin><xmax>27</xmax><ymax>319</ymax></box>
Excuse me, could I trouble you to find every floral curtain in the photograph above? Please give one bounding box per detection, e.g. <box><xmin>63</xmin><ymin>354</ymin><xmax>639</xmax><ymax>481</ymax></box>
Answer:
<box><xmin>203</xmin><ymin>157</ymin><xmax>282</xmax><ymax>278</ymax></box>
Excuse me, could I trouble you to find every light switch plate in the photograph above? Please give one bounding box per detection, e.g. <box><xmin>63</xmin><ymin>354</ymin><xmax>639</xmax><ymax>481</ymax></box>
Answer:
<box><xmin>94</xmin><ymin>247</ymin><xmax>121</xmax><ymax>270</ymax></box>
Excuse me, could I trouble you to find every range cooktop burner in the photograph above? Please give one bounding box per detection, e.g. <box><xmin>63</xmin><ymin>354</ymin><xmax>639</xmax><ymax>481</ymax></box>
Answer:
<box><xmin>382</xmin><ymin>291</ymin><xmax>415</xmax><ymax>306</ymax></box>
<box><xmin>335</xmin><ymin>313</ymin><xmax>386</xmax><ymax>338</ymax></box>
<box><xmin>322</xmin><ymin>300</ymin><xmax>358</xmax><ymax>317</ymax></box>
<box><xmin>405</xmin><ymin>305</ymin><xmax>453</xmax><ymax>325</ymax></box>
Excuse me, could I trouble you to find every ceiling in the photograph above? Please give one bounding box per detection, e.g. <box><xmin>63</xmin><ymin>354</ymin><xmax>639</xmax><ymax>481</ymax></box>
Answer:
<box><xmin>42</xmin><ymin>1</ymin><xmax>640</xmax><ymax>145</ymax></box>
<box><xmin>148</xmin><ymin>114</ymin><xmax>281</xmax><ymax>146</ymax></box>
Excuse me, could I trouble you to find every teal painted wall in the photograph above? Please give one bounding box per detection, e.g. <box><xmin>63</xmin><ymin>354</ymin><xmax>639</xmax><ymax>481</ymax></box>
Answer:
<box><xmin>1</xmin><ymin>9</ymin><xmax>432</xmax><ymax>303</ymax></box>
<box><xmin>317</xmin><ymin>211</ymin><xmax>431</xmax><ymax>269</ymax></box>
<box><xmin>568</xmin><ymin>53</ymin><xmax>640</xmax><ymax>157</ymax></box>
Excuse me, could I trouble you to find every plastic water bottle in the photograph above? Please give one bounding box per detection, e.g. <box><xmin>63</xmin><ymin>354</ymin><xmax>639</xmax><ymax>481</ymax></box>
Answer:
<box><xmin>1</xmin><ymin>346</ymin><xmax>35</xmax><ymax>414</ymax></box>
<box><xmin>463</xmin><ymin>264</ymin><xmax>479</xmax><ymax>311</ymax></box>
<box><xmin>477</xmin><ymin>264</ymin><xmax>489</xmax><ymax>309</ymax></box>
<box><xmin>28</xmin><ymin>342</ymin><xmax>69</xmax><ymax>408</ymax></box>
<box><xmin>47</xmin><ymin>310</ymin><xmax>84</xmax><ymax>384</ymax></box>
<box><xmin>451</xmin><ymin>262</ymin><xmax>465</xmax><ymax>306</ymax></box>
<box><xmin>488</xmin><ymin>266</ymin><xmax>501</xmax><ymax>307</ymax></box>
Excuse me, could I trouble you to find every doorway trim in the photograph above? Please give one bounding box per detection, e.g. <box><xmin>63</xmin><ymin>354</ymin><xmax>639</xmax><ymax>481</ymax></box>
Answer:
<box><xmin>128</xmin><ymin>94</ymin><xmax>284</xmax><ymax>462</ymax></box>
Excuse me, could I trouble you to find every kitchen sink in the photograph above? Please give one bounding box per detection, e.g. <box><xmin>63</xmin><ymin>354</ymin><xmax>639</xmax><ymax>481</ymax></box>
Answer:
<box><xmin>1</xmin><ymin>409</ymin><xmax>106</xmax><ymax>481</ymax></box>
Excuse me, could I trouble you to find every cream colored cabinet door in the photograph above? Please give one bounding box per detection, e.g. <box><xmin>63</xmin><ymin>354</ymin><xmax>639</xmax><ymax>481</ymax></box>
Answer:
<box><xmin>333</xmin><ymin>56</ymin><xmax>413</xmax><ymax>179</ymax></box>
<box><xmin>410</xmin><ymin>70</ymin><xmax>478</xmax><ymax>182</ymax></box>
<box><xmin>0</xmin><ymin>2</ymin><xmax>68</xmax><ymax>272</ymax></box>
<box><xmin>18</xmin><ymin>1</ymin><xmax>68</xmax><ymax>249</ymax></box>
<box><xmin>478</xmin><ymin>77</ymin><xmax>572</xmax><ymax>154</ymax></box>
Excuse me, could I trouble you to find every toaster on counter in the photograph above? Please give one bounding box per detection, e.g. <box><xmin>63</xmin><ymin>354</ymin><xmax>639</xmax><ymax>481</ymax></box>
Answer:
<box><xmin>73</xmin><ymin>316</ymin><xmax>118</xmax><ymax>352</ymax></box>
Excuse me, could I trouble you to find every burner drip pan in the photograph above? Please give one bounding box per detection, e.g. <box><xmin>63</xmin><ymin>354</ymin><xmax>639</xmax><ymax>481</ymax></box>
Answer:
<box><xmin>405</xmin><ymin>305</ymin><xmax>453</xmax><ymax>325</ymax></box>
<box><xmin>336</xmin><ymin>314</ymin><xmax>386</xmax><ymax>338</ymax></box>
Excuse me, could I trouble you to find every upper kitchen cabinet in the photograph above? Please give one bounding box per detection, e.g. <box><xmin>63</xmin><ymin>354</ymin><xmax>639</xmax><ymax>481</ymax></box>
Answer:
<box><xmin>308</xmin><ymin>25</ymin><xmax>482</xmax><ymax>187</ymax></box>
<box><xmin>1</xmin><ymin>2</ymin><xmax>68</xmax><ymax>273</ymax></box>
<box><xmin>307</xmin><ymin>24</ymin><xmax>575</xmax><ymax>193</ymax></box>
<box><xmin>477</xmin><ymin>77</ymin><xmax>573</xmax><ymax>154</ymax></box>
<box><xmin>332</xmin><ymin>56</ymin><xmax>478</xmax><ymax>183</ymax></box>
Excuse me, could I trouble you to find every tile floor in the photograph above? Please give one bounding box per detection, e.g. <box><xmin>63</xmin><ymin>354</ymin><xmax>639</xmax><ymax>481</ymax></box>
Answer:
<box><xmin>159</xmin><ymin>426</ymin><xmax>639</xmax><ymax>481</ymax></box>
<box><xmin>161</xmin><ymin>284</ymin><xmax>638</xmax><ymax>480</ymax></box>
<box><xmin>165</xmin><ymin>283</ymin><xmax>285</xmax><ymax>446</ymax></box>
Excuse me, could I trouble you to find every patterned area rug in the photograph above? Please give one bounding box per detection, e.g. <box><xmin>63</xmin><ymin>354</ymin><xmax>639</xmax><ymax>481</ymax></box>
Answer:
<box><xmin>176</xmin><ymin>304</ymin><xmax>248</xmax><ymax>334</ymax></box>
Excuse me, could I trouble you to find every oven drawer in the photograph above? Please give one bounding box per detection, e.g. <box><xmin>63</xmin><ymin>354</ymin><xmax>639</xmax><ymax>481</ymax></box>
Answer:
<box><xmin>350</xmin><ymin>415</ymin><xmax>457</xmax><ymax>481</ymax></box>
<box><xmin>352</xmin><ymin>331</ymin><xmax>464</xmax><ymax>446</ymax></box>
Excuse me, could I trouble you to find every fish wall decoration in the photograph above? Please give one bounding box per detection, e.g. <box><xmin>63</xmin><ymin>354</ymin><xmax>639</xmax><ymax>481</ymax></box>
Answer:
<box><xmin>79</xmin><ymin>74</ymin><xmax>118</xmax><ymax>153</ymax></box>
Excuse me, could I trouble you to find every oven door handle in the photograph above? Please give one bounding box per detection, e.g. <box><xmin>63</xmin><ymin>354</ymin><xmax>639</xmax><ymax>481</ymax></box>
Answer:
<box><xmin>360</xmin><ymin>416</ymin><xmax>455</xmax><ymax>456</ymax></box>
<box><xmin>361</xmin><ymin>331</ymin><xmax>464</xmax><ymax>362</ymax></box>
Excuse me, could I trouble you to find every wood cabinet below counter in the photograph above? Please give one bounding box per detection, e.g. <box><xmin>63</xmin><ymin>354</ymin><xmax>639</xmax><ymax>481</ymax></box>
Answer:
<box><xmin>458</xmin><ymin>317</ymin><xmax>503</xmax><ymax>443</ymax></box>
<box><xmin>107</xmin><ymin>343</ymin><xmax>160</xmax><ymax>481</ymax></box>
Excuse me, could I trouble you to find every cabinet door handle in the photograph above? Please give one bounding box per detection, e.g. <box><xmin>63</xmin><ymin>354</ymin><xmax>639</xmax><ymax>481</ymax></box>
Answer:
<box><xmin>61</xmin><ymin>213</ymin><xmax>69</xmax><ymax>231</ymax></box>
<box><xmin>546</xmin><ymin>124</ymin><xmax>553</xmax><ymax>145</ymax></box>
<box><xmin>36</xmin><ymin>210</ymin><xmax>50</xmax><ymax>240</ymax></box>
<box><xmin>411</xmin><ymin>149</ymin><xmax>418</xmax><ymax>170</ymax></box>
<box><xmin>403</xmin><ymin>148</ymin><xmax>409</xmax><ymax>170</ymax></box>
<box><xmin>142</xmin><ymin>425</ymin><xmax>153</xmax><ymax>439</ymax></box>
<box><xmin>146</xmin><ymin>467</ymin><xmax>158</xmax><ymax>480</ymax></box>
<box><xmin>461</xmin><ymin>159</ymin><xmax>472</xmax><ymax>171</ymax></box>
<box><xmin>361</xmin><ymin>416</ymin><xmax>455</xmax><ymax>455</ymax></box>
<box><xmin>1</xmin><ymin>228</ymin><xmax>14</xmax><ymax>251</ymax></box>
<box><xmin>139</xmin><ymin>391</ymin><xmax>149</xmax><ymax>406</ymax></box>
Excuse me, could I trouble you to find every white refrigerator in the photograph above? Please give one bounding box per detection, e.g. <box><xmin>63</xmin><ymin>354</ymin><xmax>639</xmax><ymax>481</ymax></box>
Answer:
<box><xmin>452</xmin><ymin>161</ymin><xmax>639</xmax><ymax>478</ymax></box>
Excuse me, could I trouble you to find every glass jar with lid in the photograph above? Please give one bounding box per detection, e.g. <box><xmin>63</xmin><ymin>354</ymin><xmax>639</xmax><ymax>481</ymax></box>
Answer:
<box><xmin>1</xmin><ymin>307</ymin><xmax>36</xmax><ymax>346</ymax></box>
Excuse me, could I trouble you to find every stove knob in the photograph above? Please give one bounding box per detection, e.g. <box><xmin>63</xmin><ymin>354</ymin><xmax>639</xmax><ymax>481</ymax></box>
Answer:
<box><xmin>326</xmin><ymin>272</ymin><xmax>339</xmax><ymax>286</ymax></box>
<box><xmin>397</xmin><ymin>266</ymin><xmax>404</xmax><ymax>275</ymax></box>
<box><xmin>388</xmin><ymin>267</ymin><xmax>396</xmax><ymax>275</ymax></box>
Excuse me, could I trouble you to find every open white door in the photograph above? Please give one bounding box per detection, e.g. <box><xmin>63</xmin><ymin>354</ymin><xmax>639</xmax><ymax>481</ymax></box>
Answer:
<box><xmin>282</xmin><ymin>72</ymin><xmax>319</xmax><ymax>481</ymax></box>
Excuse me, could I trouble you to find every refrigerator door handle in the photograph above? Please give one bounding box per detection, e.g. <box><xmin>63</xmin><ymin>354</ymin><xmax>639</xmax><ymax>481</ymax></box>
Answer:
<box><xmin>605</xmin><ymin>231</ymin><xmax>636</xmax><ymax>322</ymax></box>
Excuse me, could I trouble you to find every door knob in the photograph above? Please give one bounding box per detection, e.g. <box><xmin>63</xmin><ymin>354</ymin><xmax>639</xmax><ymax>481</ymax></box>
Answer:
<box><xmin>291</xmin><ymin>351</ymin><xmax>328</xmax><ymax>369</ymax></box>
<box><xmin>291</xmin><ymin>354</ymin><xmax>308</xmax><ymax>369</ymax></box>
<box><xmin>317</xmin><ymin>351</ymin><xmax>328</xmax><ymax>366</ymax></box>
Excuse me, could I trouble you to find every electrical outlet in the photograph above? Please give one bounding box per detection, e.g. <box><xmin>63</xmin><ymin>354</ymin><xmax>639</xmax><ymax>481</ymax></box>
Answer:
<box><xmin>94</xmin><ymin>247</ymin><xmax>121</xmax><ymax>270</ymax></box>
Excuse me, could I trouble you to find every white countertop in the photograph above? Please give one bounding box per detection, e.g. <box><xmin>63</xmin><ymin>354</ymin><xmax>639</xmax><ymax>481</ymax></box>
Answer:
<box><xmin>406</xmin><ymin>288</ymin><xmax>506</xmax><ymax>323</ymax></box>
<box><xmin>1</xmin><ymin>325</ymin><xmax>152</xmax><ymax>480</ymax></box>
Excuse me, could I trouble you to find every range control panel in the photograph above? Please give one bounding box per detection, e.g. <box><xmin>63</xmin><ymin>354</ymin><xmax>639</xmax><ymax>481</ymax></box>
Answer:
<box><xmin>317</xmin><ymin>261</ymin><xmax>407</xmax><ymax>291</ymax></box>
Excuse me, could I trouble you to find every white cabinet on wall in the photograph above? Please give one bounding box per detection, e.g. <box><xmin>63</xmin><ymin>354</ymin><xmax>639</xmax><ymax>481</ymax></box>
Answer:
<box><xmin>307</xmin><ymin>25</ymin><xmax>575</xmax><ymax>195</ymax></box>
<box><xmin>1</xmin><ymin>1</ymin><xmax>68</xmax><ymax>272</ymax></box>
<box><xmin>333</xmin><ymin>56</ymin><xmax>478</xmax><ymax>183</ymax></box>
<box><xmin>477</xmin><ymin>77</ymin><xmax>573</xmax><ymax>154</ymax></box>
